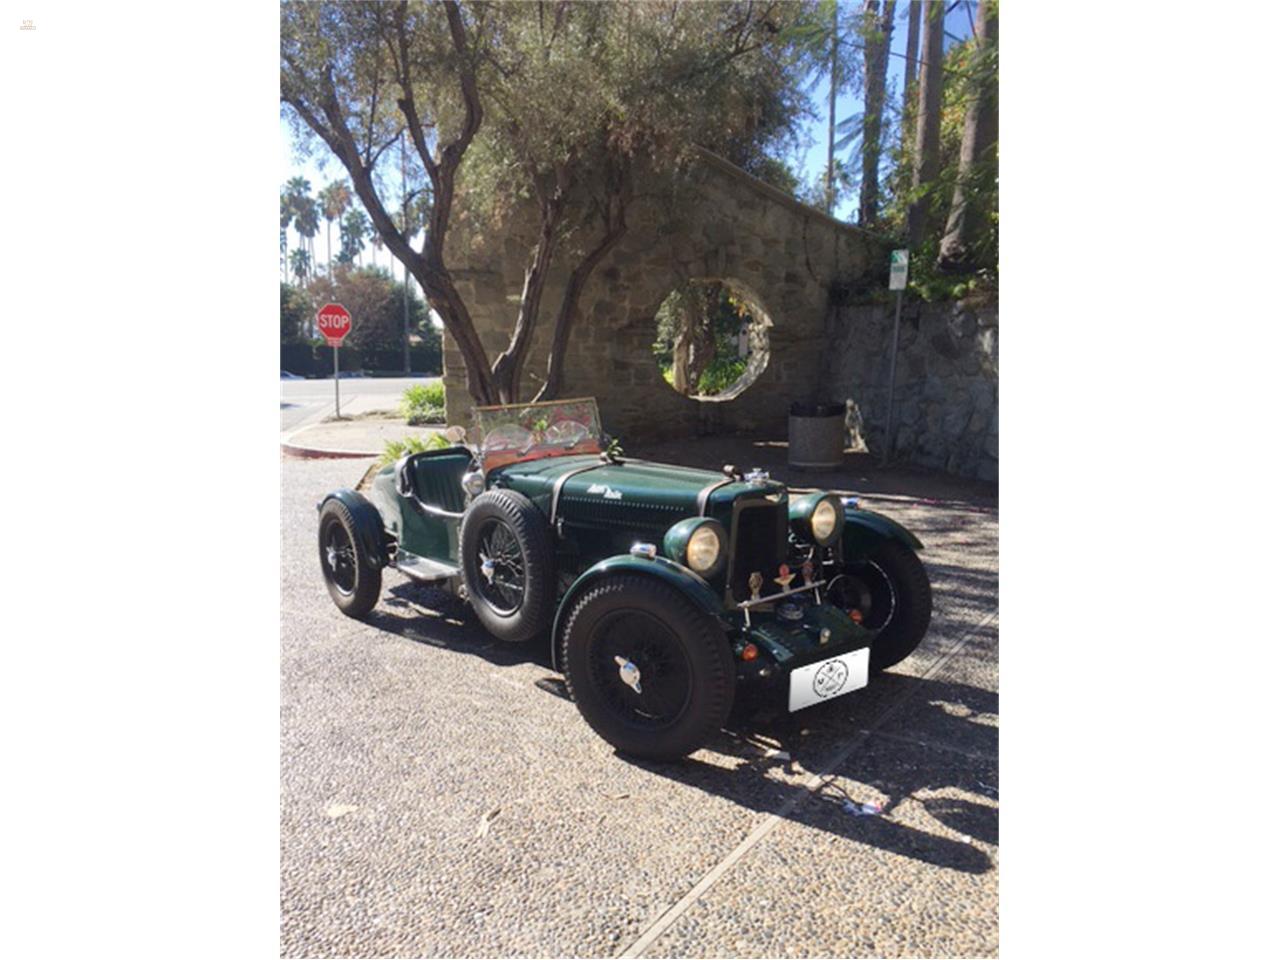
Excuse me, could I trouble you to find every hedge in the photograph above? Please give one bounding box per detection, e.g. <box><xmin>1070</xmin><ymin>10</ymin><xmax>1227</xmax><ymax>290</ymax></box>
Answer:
<box><xmin>280</xmin><ymin>339</ymin><xmax>442</xmax><ymax>377</ymax></box>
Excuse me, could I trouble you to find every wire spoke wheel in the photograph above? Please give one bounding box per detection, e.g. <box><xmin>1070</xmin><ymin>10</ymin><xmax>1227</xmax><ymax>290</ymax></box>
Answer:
<box><xmin>476</xmin><ymin>518</ymin><xmax>526</xmax><ymax>615</ymax></box>
<box><xmin>587</xmin><ymin>610</ymin><xmax>694</xmax><ymax>730</ymax></box>
<box><xmin>828</xmin><ymin>560</ymin><xmax>897</xmax><ymax>630</ymax></box>
<box><xmin>321</xmin><ymin>518</ymin><xmax>358</xmax><ymax>596</ymax></box>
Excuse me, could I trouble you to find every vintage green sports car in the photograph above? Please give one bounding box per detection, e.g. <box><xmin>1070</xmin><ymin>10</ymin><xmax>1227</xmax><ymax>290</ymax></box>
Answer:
<box><xmin>317</xmin><ymin>398</ymin><xmax>931</xmax><ymax>760</ymax></box>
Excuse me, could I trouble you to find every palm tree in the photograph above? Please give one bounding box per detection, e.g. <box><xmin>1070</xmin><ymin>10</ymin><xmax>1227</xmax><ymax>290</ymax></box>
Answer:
<box><xmin>280</xmin><ymin>191</ymin><xmax>294</xmax><ymax>281</ymax></box>
<box><xmin>283</xmin><ymin>176</ymin><xmax>313</xmax><ymax>278</ymax></box>
<box><xmin>289</xmin><ymin>248</ymin><xmax>311</xmax><ymax>286</ymax></box>
<box><xmin>338</xmin><ymin>208</ymin><xmax>370</xmax><ymax>266</ymax></box>
<box><xmin>294</xmin><ymin>196</ymin><xmax>320</xmax><ymax>282</ymax></box>
<box><xmin>318</xmin><ymin>180</ymin><xmax>352</xmax><ymax>277</ymax></box>
<box><xmin>370</xmin><ymin>230</ymin><xmax>385</xmax><ymax>274</ymax></box>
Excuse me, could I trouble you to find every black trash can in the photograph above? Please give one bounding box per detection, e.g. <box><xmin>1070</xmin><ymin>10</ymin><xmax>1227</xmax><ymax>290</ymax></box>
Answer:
<box><xmin>788</xmin><ymin>400</ymin><xmax>846</xmax><ymax>469</ymax></box>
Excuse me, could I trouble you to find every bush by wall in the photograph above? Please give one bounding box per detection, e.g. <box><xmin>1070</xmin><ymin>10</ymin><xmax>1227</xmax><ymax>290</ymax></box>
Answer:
<box><xmin>280</xmin><ymin>339</ymin><xmax>442</xmax><ymax>377</ymax></box>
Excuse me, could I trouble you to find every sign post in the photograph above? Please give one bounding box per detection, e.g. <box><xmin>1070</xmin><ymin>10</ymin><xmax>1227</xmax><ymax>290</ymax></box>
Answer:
<box><xmin>316</xmin><ymin>302</ymin><xmax>353</xmax><ymax>418</ymax></box>
<box><xmin>882</xmin><ymin>250</ymin><xmax>909</xmax><ymax>466</ymax></box>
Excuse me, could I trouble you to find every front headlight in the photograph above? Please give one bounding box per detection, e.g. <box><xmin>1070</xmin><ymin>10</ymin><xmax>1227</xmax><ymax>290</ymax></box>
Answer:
<box><xmin>686</xmin><ymin>525</ymin><xmax>722</xmax><ymax>574</ymax></box>
<box><xmin>812</xmin><ymin>499</ymin><xmax>838</xmax><ymax>542</ymax></box>
<box><xmin>663</xmin><ymin>517</ymin><xmax>727</xmax><ymax>577</ymax></box>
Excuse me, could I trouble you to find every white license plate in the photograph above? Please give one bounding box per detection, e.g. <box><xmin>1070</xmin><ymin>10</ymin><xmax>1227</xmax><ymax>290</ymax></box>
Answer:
<box><xmin>788</xmin><ymin>647</ymin><xmax>870</xmax><ymax>712</ymax></box>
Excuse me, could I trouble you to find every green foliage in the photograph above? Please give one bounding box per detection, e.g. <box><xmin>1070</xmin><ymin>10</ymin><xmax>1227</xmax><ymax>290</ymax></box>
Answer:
<box><xmin>696</xmin><ymin>356</ymin><xmax>748</xmax><ymax>395</ymax></box>
<box><xmin>653</xmin><ymin>281</ymin><xmax>758</xmax><ymax>397</ymax></box>
<box><xmin>881</xmin><ymin>22</ymin><xmax>999</xmax><ymax>299</ymax></box>
<box><xmin>304</xmin><ymin>265</ymin><xmax>437</xmax><ymax>357</ymax></box>
<box><xmin>378</xmin><ymin>432</ymin><xmax>449</xmax><ymax>467</ymax></box>
<box><xmin>401</xmin><ymin>381</ymin><xmax>446</xmax><ymax>425</ymax></box>
<box><xmin>280</xmin><ymin>282</ymin><xmax>310</xmax><ymax>341</ymax></box>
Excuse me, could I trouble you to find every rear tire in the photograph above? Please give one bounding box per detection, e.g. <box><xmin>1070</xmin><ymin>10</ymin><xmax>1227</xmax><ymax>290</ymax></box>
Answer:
<box><xmin>560</xmin><ymin>575</ymin><xmax>735</xmax><ymax>760</ymax></box>
<box><xmin>318</xmin><ymin>499</ymin><xmax>382</xmax><ymax>619</ymax></box>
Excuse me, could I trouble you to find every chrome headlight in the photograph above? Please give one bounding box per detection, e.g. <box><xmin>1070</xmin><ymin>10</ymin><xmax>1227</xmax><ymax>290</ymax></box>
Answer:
<box><xmin>663</xmin><ymin>517</ymin><xmax>727</xmax><ymax>577</ymax></box>
<box><xmin>812</xmin><ymin>499</ymin><xmax>839</xmax><ymax>542</ymax></box>
<box><xmin>789</xmin><ymin>492</ymin><xmax>845</xmax><ymax>546</ymax></box>
<box><xmin>686</xmin><ymin>525</ymin><xmax>722</xmax><ymax>574</ymax></box>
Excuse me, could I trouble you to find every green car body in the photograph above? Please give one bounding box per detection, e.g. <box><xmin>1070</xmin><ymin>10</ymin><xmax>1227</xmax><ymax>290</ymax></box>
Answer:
<box><xmin>318</xmin><ymin>402</ymin><xmax>932</xmax><ymax>759</ymax></box>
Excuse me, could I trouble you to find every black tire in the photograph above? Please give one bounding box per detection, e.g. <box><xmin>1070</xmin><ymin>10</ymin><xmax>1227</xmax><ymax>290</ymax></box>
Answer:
<box><xmin>830</xmin><ymin>540</ymin><xmax>932</xmax><ymax>672</ymax></box>
<box><xmin>560</xmin><ymin>575</ymin><xmax>735</xmax><ymax>760</ymax></box>
<box><xmin>459</xmin><ymin>489</ymin><xmax>555</xmax><ymax>643</ymax></box>
<box><xmin>318</xmin><ymin>499</ymin><xmax>382</xmax><ymax>618</ymax></box>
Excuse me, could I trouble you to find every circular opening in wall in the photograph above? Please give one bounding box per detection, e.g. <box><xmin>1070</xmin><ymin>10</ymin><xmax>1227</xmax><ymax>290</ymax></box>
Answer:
<box><xmin>651</xmin><ymin>279</ymin><xmax>772</xmax><ymax>402</ymax></box>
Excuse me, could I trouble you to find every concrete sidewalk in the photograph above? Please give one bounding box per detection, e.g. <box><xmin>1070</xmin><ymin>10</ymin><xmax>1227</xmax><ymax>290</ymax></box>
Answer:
<box><xmin>282</xmin><ymin>416</ymin><xmax>445</xmax><ymax>458</ymax></box>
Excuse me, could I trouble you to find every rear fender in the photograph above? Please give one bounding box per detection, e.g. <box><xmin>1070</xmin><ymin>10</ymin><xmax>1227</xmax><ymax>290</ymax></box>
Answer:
<box><xmin>318</xmin><ymin>489</ymin><xmax>389</xmax><ymax>570</ymax></box>
<box><xmin>551</xmin><ymin>555</ymin><xmax>723</xmax><ymax>672</ymax></box>
<box><xmin>841</xmin><ymin>505</ymin><xmax>923</xmax><ymax>565</ymax></box>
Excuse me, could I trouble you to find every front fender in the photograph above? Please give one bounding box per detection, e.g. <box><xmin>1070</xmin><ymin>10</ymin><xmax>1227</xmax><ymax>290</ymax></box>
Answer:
<box><xmin>841</xmin><ymin>505</ymin><xmax>924</xmax><ymax>564</ymax></box>
<box><xmin>551</xmin><ymin>555</ymin><xmax>723</xmax><ymax>672</ymax></box>
<box><xmin>318</xmin><ymin>489</ymin><xmax>389</xmax><ymax>569</ymax></box>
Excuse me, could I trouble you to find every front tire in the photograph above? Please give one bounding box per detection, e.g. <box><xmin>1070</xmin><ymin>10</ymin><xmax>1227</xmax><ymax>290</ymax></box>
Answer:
<box><xmin>830</xmin><ymin>540</ymin><xmax>932</xmax><ymax>672</ymax></box>
<box><xmin>560</xmin><ymin>575</ymin><xmax>735</xmax><ymax>760</ymax></box>
<box><xmin>459</xmin><ymin>490</ymin><xmax>556</xmax><ymax>643</ymax></box>
<box><xmin>318</xmin><ymin>499</ymin><xmax>382</xmax><ymax>618</ymax></box>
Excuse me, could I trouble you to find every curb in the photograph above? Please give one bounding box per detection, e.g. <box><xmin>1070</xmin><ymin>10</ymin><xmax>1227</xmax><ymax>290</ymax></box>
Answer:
<box><xmin>281</xmin><ymin>440</ymin><xmax>379</xmax><ymax>460</ymax></box>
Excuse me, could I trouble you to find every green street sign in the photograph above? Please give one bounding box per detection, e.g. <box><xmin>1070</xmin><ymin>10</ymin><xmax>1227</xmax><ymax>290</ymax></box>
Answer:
<box><xmin>889</xmin><ymin>249</ymin><xmax>909</xmax><ymax>291</ymax></box>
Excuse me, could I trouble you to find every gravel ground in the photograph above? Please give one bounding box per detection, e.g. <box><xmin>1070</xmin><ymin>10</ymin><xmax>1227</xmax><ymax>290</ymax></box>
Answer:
<box><xmin>281</xmin><ymin>450</ymin><xmax>998</xmax><ymax>958</ymax></box>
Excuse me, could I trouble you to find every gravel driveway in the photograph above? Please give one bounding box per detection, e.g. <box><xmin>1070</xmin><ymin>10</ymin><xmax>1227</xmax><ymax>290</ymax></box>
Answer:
<box><xmin>281</xmin><ymin>453</ymin><xmax>999</xmax><ymax>958</ymax></box>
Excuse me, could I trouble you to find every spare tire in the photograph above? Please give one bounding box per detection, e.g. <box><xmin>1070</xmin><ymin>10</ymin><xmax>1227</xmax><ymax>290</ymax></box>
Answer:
<box><xmin>459</xmin><ymin>489</ymin><xmax>556</xmax><ymax>643</ymax></box>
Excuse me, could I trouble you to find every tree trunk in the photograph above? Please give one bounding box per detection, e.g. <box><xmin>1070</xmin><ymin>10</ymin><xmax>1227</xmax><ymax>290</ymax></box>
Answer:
<box><xmin>938</xmin><ymin>0</ymin><xmax>998</xmax><ymax>272</ymax></box>
<box><xmin>906</xmin><ymin>0</ymin><xmax>944</xmax><ymax>247</ymax></box>
<box><xmin>825</xmin><ymin>0</ymin><xmax>839</xmax><ymax>215</ymax></box>
<box><xmin>902</xmin><ymin>0</ymin><xmax>921</xmax><ymax>138</ymax></box>
<box><xmin>534</xmin><ymin>207</ymin><xmax>628</xmax><ymax>403</ymax></box>
<box><xmin>671</xmin><ymin>330</ymin><xmax>692</xmax><ymax>395</ymax></box>
<box><xmin>858</xmin><ymin>1</ymin><xmax>895</xmax><ymax>226</ymax></box>
<box><xmin>491</xmin><ymin>183</ymin><xmax>567</xmax><ymax>404</ymax></box>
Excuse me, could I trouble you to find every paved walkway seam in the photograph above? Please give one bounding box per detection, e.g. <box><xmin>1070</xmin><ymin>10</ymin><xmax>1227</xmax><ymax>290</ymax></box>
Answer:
<box><xmin>615</xmin><ymin>609</ymin><xmax>998</xmax><ymax>959</ymax></box>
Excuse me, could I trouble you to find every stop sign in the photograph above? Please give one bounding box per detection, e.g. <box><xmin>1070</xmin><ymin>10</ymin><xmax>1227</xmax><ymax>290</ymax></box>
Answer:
<box><xmin>316</xmin><ymin>303</ymin><xmax>352</xmax><ymax>346</ymax></box>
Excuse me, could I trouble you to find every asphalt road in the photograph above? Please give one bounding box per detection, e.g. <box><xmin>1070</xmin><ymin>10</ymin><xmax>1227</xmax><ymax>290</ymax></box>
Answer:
<box><xmin>280</xmin><ymin>453</ymin><xmax>999</xmax><ymax>958</ymax></box>
<box><xmin>280</xmin><ymin>375</ymin><xmax>437</xmax><ymax>435</ymax></box>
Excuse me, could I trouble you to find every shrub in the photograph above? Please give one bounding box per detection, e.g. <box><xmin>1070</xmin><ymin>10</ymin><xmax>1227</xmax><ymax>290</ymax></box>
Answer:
<box><xmin>378</xmin><ymin>432</ymin><xmax>449</xmax><ymax>467</ymax></box>
<box><xmin>696</xmin><ymin>356</ymin><xmax>747</xmax><ymax>395</ymax></box>
<box><xmin>401</xmin><ymin>381</ymin><xmax>446</xmax><ymax>425</ymax></box>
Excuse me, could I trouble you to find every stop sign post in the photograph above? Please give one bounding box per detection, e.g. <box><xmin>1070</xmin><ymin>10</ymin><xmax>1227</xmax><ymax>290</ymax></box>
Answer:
<box><xmin>316</xmin><ymin>303</ymin><xmax>352</xmax><ymax>417</ymax></box>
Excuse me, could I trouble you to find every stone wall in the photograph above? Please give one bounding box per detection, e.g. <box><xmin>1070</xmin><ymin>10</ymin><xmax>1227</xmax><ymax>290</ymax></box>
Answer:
<box><xmin>441</xmin><ymin>149</ymin><xmax>996</xmax><ymax>483</ymax></box>
<box><xmin>826</xmin><ymin>298</ymin><xmax>998</xmax><ymax>481</ymax></box>
<box><xmin>442</xmin><ymin>150</ymin><xmax>885</xmax><ymax>440</ymax></box>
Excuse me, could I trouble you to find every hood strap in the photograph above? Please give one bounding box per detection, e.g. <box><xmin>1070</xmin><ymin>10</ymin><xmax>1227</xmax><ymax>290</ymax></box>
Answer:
<box><xmin>697</xmin><ymin>478</ymin><xmax>735</xmax><ymax>516</ymax></box>
<box><xmin>550</xmin><ymin>461</ymin><xmax>614</xmax><ymax>529</ymax></box>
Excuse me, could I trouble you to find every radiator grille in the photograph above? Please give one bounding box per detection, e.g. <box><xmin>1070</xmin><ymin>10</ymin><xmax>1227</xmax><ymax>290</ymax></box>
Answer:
<box><xmin>730</xmin><ymin>502</ymin><xmax>786</xmax><ymax>601</ymax></box>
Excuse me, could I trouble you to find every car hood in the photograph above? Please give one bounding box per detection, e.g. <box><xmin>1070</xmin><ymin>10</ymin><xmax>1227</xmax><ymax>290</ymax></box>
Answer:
<box><xmin>492</xmin><ymin>454</ymin><xmax>786</xmax><ymax>526</ymax></box>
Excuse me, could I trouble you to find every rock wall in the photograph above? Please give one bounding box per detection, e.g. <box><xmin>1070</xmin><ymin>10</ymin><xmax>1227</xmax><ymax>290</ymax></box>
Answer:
<box><xmin>441</xmin><ymin>149</ymin><xmax>996</xmax><ymax>483</ymax></box>
<box><xmin>826</xmin><ymin>298</ymin><xmax>998</xmax><ymax>481</ymax></box>
<box><xmin>442</xmin><ymin>150</ymin><xmax>885</xmax><ymax>440</ymax></box>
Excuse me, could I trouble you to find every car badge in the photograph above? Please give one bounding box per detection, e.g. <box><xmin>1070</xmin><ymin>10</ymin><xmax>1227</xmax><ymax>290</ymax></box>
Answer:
<box><xmin>748</xmin><ymin>572</ymin><xmax>764</xmax><ymax>600</ymax></box>
<box><xmin>774</xmin><ymin>563</ymin><xmax>795</xmax><ymax>591</ymax></box>
<box><xmin>801</xmin><ymin>560</ymin><xmax>815</xmax><ymax>586</ymax></box>
<box><xmin>778</xmin><ymin>602</ymin><xmax>803</xmax><ymax>621</ymax></box>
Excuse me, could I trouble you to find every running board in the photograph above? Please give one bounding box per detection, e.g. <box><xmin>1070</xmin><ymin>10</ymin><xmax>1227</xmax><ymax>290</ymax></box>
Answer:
<box><xmin>393</xmin><ymin>549</ymin><xmax>461</xmax><ymax>583</ymax></box>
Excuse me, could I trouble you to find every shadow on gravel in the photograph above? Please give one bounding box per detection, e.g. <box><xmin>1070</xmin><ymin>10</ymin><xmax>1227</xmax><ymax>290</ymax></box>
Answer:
<box><xmin>625</xmin><ymin>677</ymin><xmax>999</xmax><ymax>874</ymax></box>
<box><xmin>360</xmin><ymin>572</ymin><xmax>999</xmax><ymax>875</ymax></box>
<box><xmin>368</xmin><ymin>579</ymin><xmax>556</xmax><ymax>670</ymax></box>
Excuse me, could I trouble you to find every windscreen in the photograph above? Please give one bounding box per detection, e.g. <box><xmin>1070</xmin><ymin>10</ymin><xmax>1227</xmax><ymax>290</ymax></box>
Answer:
<box><xmin>473</xmin><ymin>397</ymin><xmax>603</xmax><ymax>471</ymax></box>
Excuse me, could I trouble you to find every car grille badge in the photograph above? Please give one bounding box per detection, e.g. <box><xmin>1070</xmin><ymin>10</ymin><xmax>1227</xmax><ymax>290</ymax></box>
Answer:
<box><xmin>774</xmin><ymin>563</ymin><xmax>796</xmax><ymax>591</ymax></box>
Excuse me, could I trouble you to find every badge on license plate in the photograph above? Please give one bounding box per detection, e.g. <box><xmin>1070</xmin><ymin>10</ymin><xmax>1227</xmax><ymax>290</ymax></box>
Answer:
<box><xmin>788</xmin><ymin>647</ymin><xmax>870</xmax><ymax>712</ymax></box>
